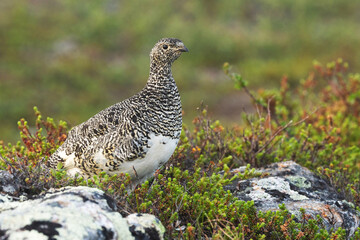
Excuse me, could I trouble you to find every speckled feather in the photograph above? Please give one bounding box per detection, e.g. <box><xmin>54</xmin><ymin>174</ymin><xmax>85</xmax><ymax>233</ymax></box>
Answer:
<box><xmin>48</xmin><ymin>38</ymin><xmax>188</xmax><ymax>185</ymax></box>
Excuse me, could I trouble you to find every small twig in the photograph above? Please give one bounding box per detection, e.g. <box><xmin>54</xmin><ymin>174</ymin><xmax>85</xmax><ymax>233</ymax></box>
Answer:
<box><xmin>243</xmin><ymin>85</ymin><xmax>266</xmax><ymax>110</ymax></box>
<box><xmin>204</xmin><ymin>216</ymin><xmax>238</xmax><ymax>239</ymax></box>
<box><xmin>256</xmin><ymin>120</ymin><xmax>293</xmax><ymax>155</ymax></box>
<box><xmin>266</xmin><ymin>96</ymin><xmax>273</xmax><ymax>135</ymax></box>
<box><xmin>255</xmin><ymin>113</ymin><xmax>313</xmax><ymax>155</ymax></box>
<box><xmin>132</xmin><ymin>166</ymin><xmax>138</xmax><ymax>178</ymax></box>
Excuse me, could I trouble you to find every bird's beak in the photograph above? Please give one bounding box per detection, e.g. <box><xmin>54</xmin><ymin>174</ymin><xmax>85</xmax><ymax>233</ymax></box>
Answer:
<box><xmin>179</xmin><ymin>46</ymin><xmax>189</xmax><ymax>52</ymax></box>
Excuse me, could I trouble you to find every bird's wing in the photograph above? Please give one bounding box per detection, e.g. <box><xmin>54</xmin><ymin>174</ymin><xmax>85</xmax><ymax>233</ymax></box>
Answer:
<box><xmin>48</xmin><ymin>100</ymin><xmax>148</xmax><ymax>171</ymax></box>
<box><xmin>76</xmin><ymin>127</ymin><xmax>149</xmax><ymax>174</ymax></box>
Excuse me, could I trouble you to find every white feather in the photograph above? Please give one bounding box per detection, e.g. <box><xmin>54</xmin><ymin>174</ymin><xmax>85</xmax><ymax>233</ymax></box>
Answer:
<box><xmin>108</xmin><ymin>132</ymin><xmax>179</xmax><ymax>182</ymax></box>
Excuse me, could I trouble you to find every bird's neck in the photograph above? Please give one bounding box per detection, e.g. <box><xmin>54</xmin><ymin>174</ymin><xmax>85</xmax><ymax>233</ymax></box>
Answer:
<box><xmin>147</xmin><ymin>61</ymin><xmax>174</xmax><ymax>86</ymax></box>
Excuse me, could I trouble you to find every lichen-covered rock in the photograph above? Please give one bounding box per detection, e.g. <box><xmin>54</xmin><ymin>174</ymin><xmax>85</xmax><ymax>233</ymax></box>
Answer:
<box><xmin>0</xmin><ymin>186</ymin><xmax>164</xmax><ymax>240</ymax></box>
<box><xmin>0</xmin><ymin>170</ymin><xmax>21</xmax><ymax>196</ymax></box>
<box><xmin>127</xmin><ymin>213</ymin><xmax>165</xmax><ymax>240</ymax></box>
<box><xmin>226</xmin><ymin>161</ymin><xmax>360</xmax><ymax>238</ymax></box>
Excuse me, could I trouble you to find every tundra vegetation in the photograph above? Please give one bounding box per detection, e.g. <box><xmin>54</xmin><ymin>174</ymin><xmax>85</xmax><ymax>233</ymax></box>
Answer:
<box><xmin>1</xmin><ymin>59</ymin><xmax>360</xmax><ymax>239</ymax></box>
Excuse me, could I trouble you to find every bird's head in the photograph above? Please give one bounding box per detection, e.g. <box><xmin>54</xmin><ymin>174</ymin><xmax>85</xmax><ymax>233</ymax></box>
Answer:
<box><xmin>150</xmin><ymin>38</ymin><xmax>189</xmax><ymax>66</ymax></box>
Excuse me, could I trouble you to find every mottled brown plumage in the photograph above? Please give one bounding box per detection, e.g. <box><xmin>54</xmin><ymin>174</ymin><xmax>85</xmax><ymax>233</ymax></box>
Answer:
<box><xmin>48</xmin><ymin>38</ymin><xmax>188</xmax><ymax>185</ymax></box>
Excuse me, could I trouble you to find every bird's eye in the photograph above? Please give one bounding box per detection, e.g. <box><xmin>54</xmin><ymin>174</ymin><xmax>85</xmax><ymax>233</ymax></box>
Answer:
<box><xmin>163</xmin><ymin>44</ymin><xmax>168</xmax><ymax>50</ymax></box>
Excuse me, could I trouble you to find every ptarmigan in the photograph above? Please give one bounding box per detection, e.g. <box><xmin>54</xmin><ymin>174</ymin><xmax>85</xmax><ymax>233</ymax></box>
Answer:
<box><xmin>48</xmin><ymin>38</ymin><xmax>188</xmax><ymax>186</ymax></box>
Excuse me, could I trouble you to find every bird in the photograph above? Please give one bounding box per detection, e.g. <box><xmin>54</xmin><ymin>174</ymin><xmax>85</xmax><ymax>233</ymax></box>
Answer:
<box><xmin>47</xmin><ymin>38</ymin><xmax>188</xmax><ymax>186</ymax></box>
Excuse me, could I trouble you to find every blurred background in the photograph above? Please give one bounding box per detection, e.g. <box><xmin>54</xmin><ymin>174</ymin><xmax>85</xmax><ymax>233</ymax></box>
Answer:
<box><xmin>1</xmin><ymin>0</ymin><xmax>360</xmax><ymax>142</ymax></box>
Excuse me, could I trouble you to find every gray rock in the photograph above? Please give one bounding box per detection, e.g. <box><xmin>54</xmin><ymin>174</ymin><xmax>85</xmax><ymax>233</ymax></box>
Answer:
<box><xmin>0</xmin><ymin>171</ymin><xmax>21</xmax><ymax>196</ymax></box>
<box><xmin>0</xmin><ymin>186</ymin><xmax>165</xmax><ymax>240</ymax></box>
<box><xmin>127</xmin><ymin>213</ymin><xmax>165</xmax><ymax>240</ymax></box>
<box><xmin>227</xmin><ymin>161</ymin><xmax>360</xmax><ymax>238</ymax></box>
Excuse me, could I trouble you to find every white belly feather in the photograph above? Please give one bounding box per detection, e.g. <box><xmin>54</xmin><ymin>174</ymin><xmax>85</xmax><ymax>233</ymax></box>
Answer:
<box><xmin>113</xmin><ymin>132</ymin><xmax>179</xmax><ymax>181</ymax></box>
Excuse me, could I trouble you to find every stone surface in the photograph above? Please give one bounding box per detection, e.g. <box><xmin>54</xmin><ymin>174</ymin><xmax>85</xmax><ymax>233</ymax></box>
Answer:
<box><xmin>127</xmin><ymin>213</ymin><xmax>165</xmax><ymax>240</ymax></box>
<box><xmin>0</xmin><ymin>170</ymin><xmax>21</xmax><ymax>196</ymax></box>
<box><xmin>226</xmin><ymin>161</ymin><xmax>360</xmax><ymax>238</ymax></box>
<box><xmin>0</xmin><ymin>186</ymin><xmax>164</xmax><ymax>240</ymax></box>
